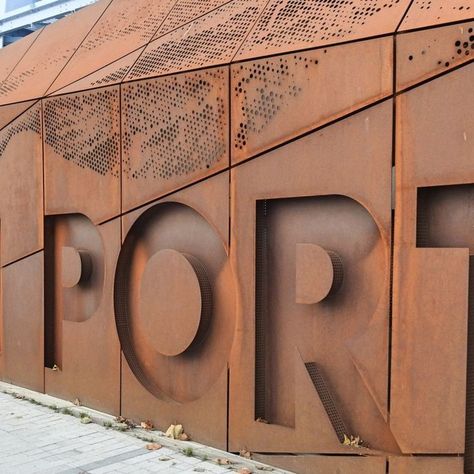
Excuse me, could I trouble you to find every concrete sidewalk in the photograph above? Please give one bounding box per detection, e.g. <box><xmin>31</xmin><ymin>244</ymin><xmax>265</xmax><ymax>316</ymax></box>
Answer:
<box><xmin>0</xmin><ymin>385</ymin><xmax>290</xmax><ymax>474</ymax></box>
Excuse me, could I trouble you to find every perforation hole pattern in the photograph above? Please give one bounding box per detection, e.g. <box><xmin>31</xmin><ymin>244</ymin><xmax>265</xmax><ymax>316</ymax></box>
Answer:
<box><xmin>0</xmin><ymin>105</ymin><xmax>41</xmax><ymax>157</ymax></box>
<box><xmin>155</xmin><ymin>0</ymin><xmax>231</xmax><ymax>37</ymax></box>
<box><xmin>404</xmin><ymin>1</ymin><xmax>472</xmax><ymax>23</ymax></box>
<box><xmin>80</xmin><ymin>0</ymin><xmax>174</xmax><ymax>53</ymax></box>
<box><xmin>43</xmin><ymin>88</ymin><xmax>120</xmax><ymax>177</ymax></box>
<box><xmin>238</xmin><ymin>0</ymin><xmax>403</xmax><ymax>56</ymax></box>
<box><xmin>122</xmin><ymin>69</ymin><xmax>227</xmax><ymax>182</ymax></box>
<box><xmin>90</xmin><ymin>66</ymin><xmax>131</xmax><ymax>87</ymax></box>
<box><xmin>233</xmin><ymin>55</ymin><xmax>320</xmax><ymax>149</ymax></box>
<box><xmin>0</xmin><ymin>46</ymin><xmax>74</xmax><ymax>98</ymax></box>
<box><xmin>127</xmin><ymin>1</ymin><xmax>263</xmax><ymax>80</ymax></box>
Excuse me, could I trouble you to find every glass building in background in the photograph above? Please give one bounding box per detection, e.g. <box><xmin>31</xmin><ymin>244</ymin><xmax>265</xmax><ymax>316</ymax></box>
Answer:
<box><xmin>0</xmin><ymin>0</ymin><xmax>97</xmax><ymax>47</ymax></box>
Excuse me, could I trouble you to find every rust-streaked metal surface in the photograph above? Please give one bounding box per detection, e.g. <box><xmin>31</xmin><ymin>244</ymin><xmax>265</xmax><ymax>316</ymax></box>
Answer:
<box><xmin>124</xmin><ymin>0</ymin><xmax>267</xmax><ymax>81</ymax></box>
<box><xmin>44</xmin><ymin>216</ymin><xmax>121</xmax><ymax>415</ymax></box>
<box><xmin>229</xmin><ymin>101</ymin><xmax>396</xmax><ymax>454</ymax></box>
<box><xmin>47</xmin><ymin>0</ymin><xmax>175</xmax><ymax>94</ymax></box>
<box><xmin>397</xmin><ymin>21</ymin><xmax>474</xmax><ymax>91</ymax></box>
<box><xmin>253</xmin><ymin>454</ymin><xmax>387</xmax><ymax>474</ymax></box>
<box><xmin>391</xmin><ymin>64</ymin><xmax>474</xmax><ymax>456</ymax></box>
<box><xmin>121</xmin><ymin>67</ymin><xmax>228</xmax><ymax>212</ymax></box>
<box><xmin>0</xmin><ymin>2</ymin><xmax>473</xmax><ymax>472</ymax></box>
<box><xmin>1</xmin><ymin>252</ymin><xmax>44</xmax><ymax>392</ymax></box>
<box><xmin>400</xmin><ymin>0</ymin><xmax>474</xmax><ymax>31</ymax></box>
<box><xmin>231</xmin><ymin>36</ymin><xmax>393</xmax><ymax>163</ymax></box>
<box><xmin>118</xmin><ymin>172</ymin><xmax>233</xmax><ymax>449</ymax></box>
<box><xmin>389</xmin><ymin>456</ymin><xmax>464</xmax><ymax>474</ymax></box>
<box><xmin>43</xmin><ymin>87</ymin><xmax>121</xmax><ymax>224</ymax></box>
<box><xmin>234</xmin><ymin>0</ymin><xmax>411</xmax><ymax>61</ymax></box>
<box><xmin>0</xmin><ymin>104</ymin><xmax>43</xmax><ymax>266</ymax></box>
<box><xmin>0</xmin><ymin>0</ymin><xmax>110</xmax><ymax>105</ymax></box>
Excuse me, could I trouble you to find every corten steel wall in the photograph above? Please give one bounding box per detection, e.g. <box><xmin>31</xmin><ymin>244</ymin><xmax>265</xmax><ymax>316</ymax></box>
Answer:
<box><xmin>0</xmin><ymin>1</ymin><xmax>473</xmax><ymax>472</ymax></box>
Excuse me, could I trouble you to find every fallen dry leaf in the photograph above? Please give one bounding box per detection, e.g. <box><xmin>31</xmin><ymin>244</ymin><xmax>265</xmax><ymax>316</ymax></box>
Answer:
<box><xmin>73</xmin><ymin>398</ymin><xmax>81</xmax><ymax>406</ymax></box>
<box><xmin>215</xmin><ymin>458</ymin><xmax>232</xmax><ymax>465</ymax></box>
<box><xmin>165</xmin><ymin>423</ymin><xmax>188</xmax><ymax>440</ymax></box>
<box><xmin>239</xmin><ymin>449</ymin><xmax>252</xmax><ymax>459</ymax></box>
<box><xmin>140</xmin><ymin>420</ymin><xmax>154</xmax><ymax>430</ymax></box>
<box><xmin>146</xmin><ymin>443</ymin><xmax>162</xmax><ymax>451</ymax></box>
<box><xmin>255</xmin><ymin>417</ymin><xmax>269</xmax><ymax>424</ymax></box>
<box><xmin>238</xmin><ymin>469</ymin><xmax>252</xmax><ymax>474</ymax></box>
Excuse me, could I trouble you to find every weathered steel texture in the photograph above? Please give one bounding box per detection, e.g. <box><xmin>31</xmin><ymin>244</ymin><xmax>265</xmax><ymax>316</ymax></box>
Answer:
<box><xmin>391</xmin><ymin>64</ymin><xmax>474</xmax><ymax>454</ymax></box>
<box><xmin>231</xmin><ymin>36</ymin><xmax>393</xmax><ymax>163</ymax></box>
<box><xmin>47</xmin><ymin>0</ymin><xmax>174</xmax><ymax>94</ymax></box>
<box><xmin>0</xmin><ymin>1</ymin><xmax>472</xmax><ymax>470</ymax></box>
<box><xmin>229</xmin><ymin>101</ymin><xmax>396</xmax><ymax>454</ymax></box>
<box><xmin>44</xmin><ymin>215</ymin><xmax>121</xmax><ymax>415</ymax></box>
<box><xmin>0</xmin><ymin>104</ymin><xmax>43</xmax><ymax>266</ymax></box>
<box><xmin>51</xmin><ymin>47</ymin><xmax>145</xmax><ymax>96</ymax></box>
<box><xmin>397</xmin><ymin>21</ymin><xmax>474</xmax><ymax>91</ymax></box>
<box><xmin>43</xmin><ymin>86</ymin><xmax>121</xmax><ymax>224</ymax></box>
<box><xmin>0</xmin><ymin>28</ymin><xmax>41</xmax><ymax>83</ymax></box>
<box><xmin>0</xmin><ymin>253</ymin><xmax>44</xmax><ymax>392</ymax></box>
<box><xmin>400</xmin><ymin>0</ymin><xmax>474</xmax><ymax>31</ymax></box>
<box><xmin>0</xmin><ymin>0</ymin><xmax>109</xmax><ymax>105</ymax></box>
<box><xmin>121</xmin><ymin>67</ymin><xmax>228</xmax><ymax>212</ymax></box>
<box><xmin>253</xmin><ymin>454</ymin><xmax>387</xmax><ymax>474</ymax></box>
<box><xmin>124</xmin><ymin>0</ymin><xmax>267</xmax><ymax>81</ymax></box>
<box><xmin>234</xmin><ymin>0</ymin><xmax>411</xmax><ymax>61</ymax></box>
<box><xmin>0</xmin><ymin>100</ymin><xmax>37</xmax><ymax>131</ymax></box>
<box><xmin>153</xmin><ymin>0</ymin><xmax>232</xmax><ymax>38</ymax></box>
<box><xmin>389</xmin><ymin>456</ymin><xmax>464</xmax><ymax>474</ymax></box>
<box><xmin>117</xmin><ymin>172</ymin><xmax>233</xmax><ymax>449</ymax></box>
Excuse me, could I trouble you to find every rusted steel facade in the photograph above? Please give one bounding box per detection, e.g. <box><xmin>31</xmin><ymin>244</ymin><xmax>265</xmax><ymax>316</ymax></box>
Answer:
<box><xmin>0</xmin><ymin>1</ymin><xmax>472</xmax><ymax>472</ymax></box>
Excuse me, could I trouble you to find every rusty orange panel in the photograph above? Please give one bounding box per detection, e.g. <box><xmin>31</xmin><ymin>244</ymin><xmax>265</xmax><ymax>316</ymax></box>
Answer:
<box><xmin>231</xmin><ymin>36</ymin><xmax>393</xmax><ymax>164</ymax></box>
<box><xmin>50</xmin><ymin>47</ymin><xmax>144</xmax><ymax>96</ymax></box>
<box><xmin>0</xmin><ymin>100</ymin><xmax>37</xmax><ymax>131</ymax></box>
<box><xmin>0</xmin><ymin>104</ymin><xmax>43</xmax><ymax>266</ymax></box>
<box><xmin>117</xmin><ymin>172</ymin><xmax>233</xmax><ymax>449</ymax></box>
<box><xmin>125</xmin><ymin>0</ymin><xmax>267</xmax><ymax>81</ymax></box>
<box><xmin>0</xmin><ymin>28</ymin><xmax>41</xmax><ymax>83</ymax></box>
<box><xmin>43</xmin><ymin>87</ymin><xmax>121</xmax><ymax>224</ymax></box>
<box><xmin>0</xmin><ymin>252</ymin><xmax>44</xmax><ymax>392</ymax></box>
<box><xmin>400</xmin><ymin>0</ymin><xmax>474</xmax><ymax>31</ymax></box>
<box><xmin>389</xmin><ymin>456</ymin><xmax>464</xmax><ymax>474</ymax></box>
<box><xmin>229</xmin><ymin>101</ymin><xmax>396</xmax><ymax>454</ymax></box>
<box><xmin>154</xmin><ymin>0</ymin><xmax>232</xmax><ymax>38</ymax></box>
<box><xmin>397</xmin><ymin>21</ymin><xmax>474</xmax><ymax>91</ymax></box>
<box><xmin>121</xmin><ymin>67</ymin><xmax>228</xmax><ymax>212</ymax></box>
<box><xmin>0</xmin><ymin>0</ymin><xmax>110</xmax><ymax>105</ymax></box>
<box><xmin>234</xmin><ymin>0</ymin><xmax>411</xmax><ymax>61</ymax></box>
<box><xmin>391</xmin><ymin>64</ymin><xmax>474</xmax><ymax>455</ymax></box>
<box><xmin>48</xmin><ymin>0</ymin><xmax>175</xmax><ymax>94</ymax></box>
<box><xmin>44</xmin><ymin>216</ymin><xmax>121</xmax><ymax>415</ymax></box>
<box><xmin>254</xmin><ymin>454</ymin><xmax>387</xmax><ymax>474</ymax></box>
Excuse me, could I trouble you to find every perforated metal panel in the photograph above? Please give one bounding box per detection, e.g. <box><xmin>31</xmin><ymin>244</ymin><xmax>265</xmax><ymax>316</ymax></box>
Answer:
<box><xmin>235</xmin><ymin>0</ymin><xmax>411</xmax><ymax>60</ymax></box>
<box><xmin>397</xmin><ymin>22</ymin><xmax>474</xmax><ymax>91</ymax></box>
<box><xmin>51</xmin><ymin>48</ymin><xmax>144</xmax><ymax>96</ymax></box>
<box><xmin>121</xmin><ymin>67</ymin><xmax>228</xmax><ymax>211</ymax></box>
<box><xmin>0</xmin><ymin>104</ymin><xmax>43</xmax><ymax>266</ymax></box>
<box><xmin>43</xmin><ymin>87</ymin><xmax>121</xmax><ymax>224</ymax></box>
<box><xmin>44</xmin><ymin>89</ymin><xmax>120</xmax><ymax>177</ymax></box>
<box><xmin>0</xmin><ymin>0</ymin><xmax>110</xmax><ymax>105</ymax></box>
<box><xmin>400</xmin><ymin>0</ymin><xmax>474</xmax><ymax>31</ymax></box>
<box><xmin>48</xmin><ymin>0</ymin><xmax>175</xmax><ymax>94</ymax></box>
<box><xmin>125</xmin><ymin>0</ymin><xmax>267</xmax><ymax>81</ymax></box>
<box><xmin>0</xmin><ymin>28</ymin><xmax>41</xmax><ymax>83</ymax></box>
<box><xmin>232</xmin><ymin>37</ymin><xmax>392</xmax><ymax>163</ymax></box>
<box><xmin>154</xmin><ymin>0</ymin><xmax>232</xmax><ymax>37</ymax></box>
